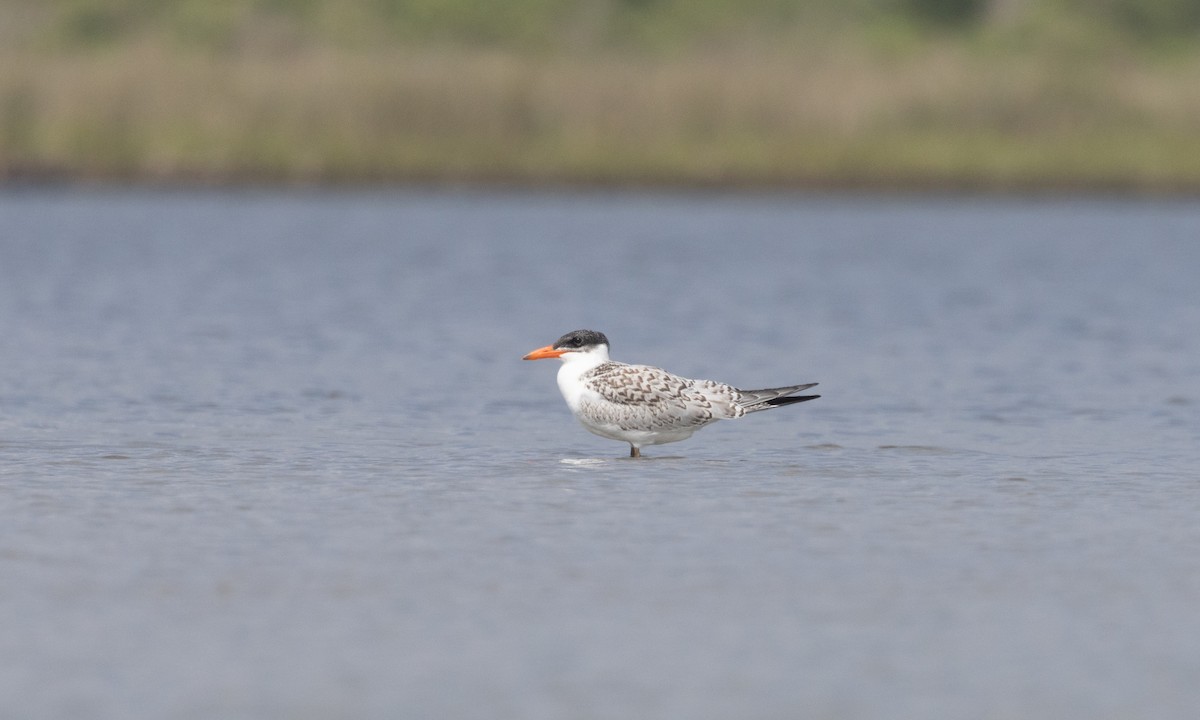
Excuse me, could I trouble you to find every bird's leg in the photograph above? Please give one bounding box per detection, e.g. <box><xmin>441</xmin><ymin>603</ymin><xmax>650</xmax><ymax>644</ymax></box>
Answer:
<box><xmin>629</xmin><ymin>445</ymin><xmax>641</xmax><ymax>458</ymax></box>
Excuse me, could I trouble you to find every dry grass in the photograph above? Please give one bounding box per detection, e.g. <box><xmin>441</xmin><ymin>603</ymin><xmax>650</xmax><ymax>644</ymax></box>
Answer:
<box><xmin>3</xmin><ymin>36</ymin><xmax>1200</xmax><ymax>189</ymax></box>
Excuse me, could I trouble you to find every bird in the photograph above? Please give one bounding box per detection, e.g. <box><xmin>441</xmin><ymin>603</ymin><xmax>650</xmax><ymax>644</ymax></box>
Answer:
<box><xmin>523</xmin><ymin>329</ymin><xmax>819</xmax><ymax>457</ymax></box>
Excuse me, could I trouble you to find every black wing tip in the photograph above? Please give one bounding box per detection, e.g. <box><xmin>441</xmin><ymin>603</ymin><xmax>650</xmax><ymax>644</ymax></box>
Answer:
<box><xmin>764</xmin><ymin>394</ymin><xmax>820</xmax><ymax>407</ymax></box>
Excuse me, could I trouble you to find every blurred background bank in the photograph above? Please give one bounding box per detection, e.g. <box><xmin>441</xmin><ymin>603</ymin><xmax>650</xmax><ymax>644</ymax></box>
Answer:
<box><xmin>2</xmin><ymin>0</ymin><xmax>1199</xmax><ymax>191</ymax></box>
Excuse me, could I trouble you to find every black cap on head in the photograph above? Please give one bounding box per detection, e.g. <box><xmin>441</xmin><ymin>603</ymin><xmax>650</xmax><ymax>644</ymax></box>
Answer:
<box><xmin>552</xmin><ymin>329</ymin><xmax>609</xmax><ymax>350</ymax></box>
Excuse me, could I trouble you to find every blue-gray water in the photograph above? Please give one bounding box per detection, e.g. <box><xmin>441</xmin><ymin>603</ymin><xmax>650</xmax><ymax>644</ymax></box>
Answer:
<box><xmin>2</xmin><ymin>189</ymin><xmax>1199</xmax><ymax>719</ymax></box>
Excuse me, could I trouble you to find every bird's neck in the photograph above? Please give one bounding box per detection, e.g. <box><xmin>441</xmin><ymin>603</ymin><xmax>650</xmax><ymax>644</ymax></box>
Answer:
<box><xmin>556</xmin><ymin>346</ymin><xmax>611</xmax><ymax>404</ymax></box>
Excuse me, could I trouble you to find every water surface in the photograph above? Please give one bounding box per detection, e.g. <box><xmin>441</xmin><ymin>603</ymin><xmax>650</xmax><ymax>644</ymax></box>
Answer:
<box><xmin>2</xmin><ymin>189</ymin><xmax>1199</xmax><ymax>719</ymax></box>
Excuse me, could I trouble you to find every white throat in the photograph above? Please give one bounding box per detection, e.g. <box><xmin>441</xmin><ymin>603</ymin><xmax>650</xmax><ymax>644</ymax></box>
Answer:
<box><xmin>555</xmin><ymin>344</ymin><xmax>610</xmax><ymax>409</ymax></box>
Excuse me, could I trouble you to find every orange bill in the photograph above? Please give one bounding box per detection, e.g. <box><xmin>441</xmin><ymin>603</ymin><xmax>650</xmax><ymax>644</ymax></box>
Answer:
<box><xmin>522</xmin><ymin>345</ymin><xmax>565</xmax><ymax>360</ymax></box>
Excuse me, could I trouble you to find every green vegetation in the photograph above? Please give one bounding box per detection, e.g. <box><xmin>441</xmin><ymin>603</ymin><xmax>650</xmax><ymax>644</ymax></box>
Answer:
<box><xmin>3</xmin><ymin>0</ymin><xmax>1200</xmax><ymax>190</ymax></box>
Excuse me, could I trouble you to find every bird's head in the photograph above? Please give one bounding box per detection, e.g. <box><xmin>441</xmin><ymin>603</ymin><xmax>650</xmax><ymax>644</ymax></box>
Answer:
<box><xmin>523</xmin><ymin>329</ymin><xmax>610</xmax><ymax>362</ymax></box>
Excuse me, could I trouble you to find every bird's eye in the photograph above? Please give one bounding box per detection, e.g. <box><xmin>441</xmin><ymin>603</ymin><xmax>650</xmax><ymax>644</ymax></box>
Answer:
<box><xmin>572</xmin><ymin>337</ymin><xmax>583</xmax><ymax>346</ymax></box>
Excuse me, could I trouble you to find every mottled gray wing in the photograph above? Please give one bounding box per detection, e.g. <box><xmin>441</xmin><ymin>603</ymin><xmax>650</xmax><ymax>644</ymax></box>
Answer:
<box><xmin>581</xmin><ymin>363</ymin><xmax>743</xmax><ymax>431</ymax></box>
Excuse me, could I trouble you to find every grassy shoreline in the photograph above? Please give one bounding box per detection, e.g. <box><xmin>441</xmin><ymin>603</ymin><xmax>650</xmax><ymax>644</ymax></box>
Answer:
<box><xmin>5</xmin><ymin>31</ymin><xmax>1200</xmax><ymax>192</ymax></box>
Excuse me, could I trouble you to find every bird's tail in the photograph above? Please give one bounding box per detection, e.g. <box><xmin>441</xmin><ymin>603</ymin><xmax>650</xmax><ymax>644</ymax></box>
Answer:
<box><xmin>737</xmin><ymin>383</ymin><xmax>820</xmax><ymax>412</ymax></box>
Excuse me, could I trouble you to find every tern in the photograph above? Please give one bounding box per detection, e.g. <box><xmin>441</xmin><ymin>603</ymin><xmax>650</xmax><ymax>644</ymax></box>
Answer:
<box><xmin>523</xmin><ymin>329</ymin><xmax>819</xmax><ymax>457</ymax></box>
